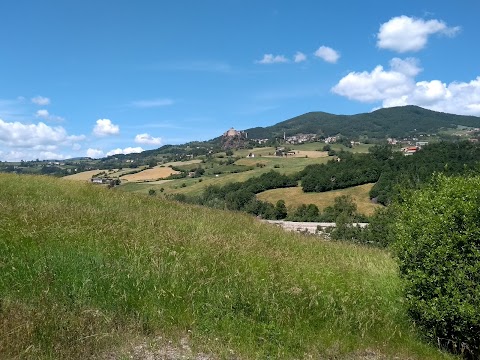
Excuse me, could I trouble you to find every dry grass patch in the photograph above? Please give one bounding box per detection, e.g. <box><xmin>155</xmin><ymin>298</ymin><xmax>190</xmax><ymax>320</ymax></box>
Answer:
<box><xmin>121</xmin><ymin>167</ymin><xmax>180</xmax><ymax>182</ymax></box>
<box><xmin>257</xmin><ymin>183</ymin><xmax>382</xmax><ymax>216</ymax></box>
<box><xmin>63</xmin><ymin>170</ymin><xmax>103</xmax><ymax>181</ymax></box>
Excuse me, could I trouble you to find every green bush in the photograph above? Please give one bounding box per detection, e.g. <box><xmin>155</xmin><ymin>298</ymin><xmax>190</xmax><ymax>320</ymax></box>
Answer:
<box><xmin>393</xmin><ymin>174</ymin><xmax>480</xmax><ymax>357</ymax></box>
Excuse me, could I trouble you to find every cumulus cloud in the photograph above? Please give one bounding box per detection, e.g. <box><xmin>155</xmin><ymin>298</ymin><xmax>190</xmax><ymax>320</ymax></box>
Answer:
<box><xmin>130</xmin><ymin>98</ymin><xmax>174</xmax><ymax>108</ymax></box>
<box><xmin>86</xmin><ymin>148</ymin><xmax>104</xmax><ymax>158</ymax></box>
<box><xmin>106</xmin><ymin>147</ymin><xmax>144</xmax><ymax>156</ymax></box>
<box><xmin>93</xmin><ymin>119</ymin><xmax>120</xmax><ymax>136</ymax></box>
<box><xmin>294</xmin><ymin>51</ymin><xmax>307</xmax><ymax>63</ymax></box>
<box><xmin>0</xmin><ymin>119</ymin><xmax>85</xmax><ymax>148</ymax></box>
<box><xmin>134</xmin><ymin>133</ymin><xmax>162</xmax><ymax>145</ymax></box>
<box><xmin>256</xmin><ymin>54</ymin><xmax>289</xmax><ymax>64</ymax></box>
<box><xmin>314</xmin><ymin>46</ymin><xmax>340</xmax><ymax>63</ymax></box>
<box><xmin>332</xmin><ymin>58</ymin><xmax>420</xmax><ymax>102</ymax></box>
<box><xmin>31</xmin><ymin>95</ymin><xmax>51</xmax><ymax>106</ymax></box>
<box><xmin>332</xmin><ymin>58</ymin><xmax>480</xmax><ymax>116</ymax></box>
<box><xmin>377</xmin><ymin>16</ymin><xmax>460</xmax><ymax>53</ymax></box>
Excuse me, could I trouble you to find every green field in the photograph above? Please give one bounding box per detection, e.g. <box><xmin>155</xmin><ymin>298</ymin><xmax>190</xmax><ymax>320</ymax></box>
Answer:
<box><xmin>120</xmin><ymin>155</ymin><xmax>331</xmax><ymax>197</ymax></box>
<box><xmin>0</xmin><ymin>174</ymin><xmax>453</xmax><ymax>359</ymax></box>
<box><xmin>257</xmin><ymin>183</ymin><xmax>382</xmax><ymax>216</ymax></box>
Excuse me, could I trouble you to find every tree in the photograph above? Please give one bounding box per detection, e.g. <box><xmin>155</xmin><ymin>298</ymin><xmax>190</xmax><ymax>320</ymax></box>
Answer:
<box><xmin>324</xmin><ymin>195</ymin><xmax>357</xmax><ymax>220</ymax></box>
<box><xmin>393</xmin><ymin>174</ymin><xmax>480</xmax><ymax>357</ymax></box>
<box><xmin>148</xmin><ymin>159</ymin><xmax>157</xmax><ymax>168</ymax></box>
<box><xmin>274</xmin><ymin>200</ymin><xmax>287</xmax><ymax>220</ymax></box>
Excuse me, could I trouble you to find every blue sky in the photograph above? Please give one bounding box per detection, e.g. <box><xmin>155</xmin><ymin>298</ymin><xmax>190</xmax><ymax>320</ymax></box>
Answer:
<box><xmin>0</xmin><ymin>0</ymin><xmax>479</xmax><ymax>161</ymax></box>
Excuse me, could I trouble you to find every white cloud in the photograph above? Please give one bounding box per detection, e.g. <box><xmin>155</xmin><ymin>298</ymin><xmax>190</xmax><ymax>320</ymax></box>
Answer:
<box><xmin>31</xmin><ymin>96</ymin><xmax>51</xmax><ymax>106</ymax></box>
<box><xmin>135</xmin><ymin>133</ymin><xmax>162</xmax><ymax>145</ymax></box>
<box><xmin>0</xmin><ymin>150</ymin><xmax>69</xmax><ymax>162</ymax></box>
<box><xmin>332</xmin><ymin>58</ymin><xmax>480</xmax><ymax>116</ymax></box>
<box><xmin>106</xmin><ymin>147</ymin><xmax>144</xmax><ymax>156</ymax></box>
<box><xmin>93</xmin><ymin>119</ymin><xmax>120</xmax><ymax>136</ymax></box>
<box><xmin>294</xmin><ymin>51</ymin><xmax>307</xmax><ymax>63</ymax></box>
<box><xmin>35</xmin><ymin>109</ymin><xmax>64</xmax><ymax>122</ymax></box>
<box><xmin>130</xmin><ymin>98</ymin><xmax>174</xmax><ymax>108</ymax></box>
<box><xmin>377</xmin><ymin>16</ymin><xmax>460</xmax><ymax>53</ymax></box>
<box><xmin>332</xmin><ymin>58</ymin><xmax>420</xmax><ymax>102</ymax></box>
<box><xmin>36</xmin><ymin>109</ymin><xmax>50</xmax><ymax>118</ymax></box>
<box><xmin>72</xmin><ymin>143</ymin><xmax>82</xmax><ymax>151</ymax></box>
<box><xmin>86</xmin><ymin>148</ymin><xmax>104</xmax><ymax>158</ymax></box>
<box><xmin>314</xmin><ymin>46</ymin><xmax>340</xmax><ymax>63</ymax></box>
<box><xmin>256</xmin><ymin>54</ymin><xmax>289</xmax><ymax>64</ymax></box>
<box><xmin>0</xmin><ymin>118</ymin><xmax>85</xmax><ymax>148</ymax></box>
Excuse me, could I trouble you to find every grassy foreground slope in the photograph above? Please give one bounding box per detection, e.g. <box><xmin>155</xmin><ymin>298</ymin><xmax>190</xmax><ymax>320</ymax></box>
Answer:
<box><xmin>0</xmin><ymin>174</ymin><xmax>451</xmax><ymax>359</ymax></box>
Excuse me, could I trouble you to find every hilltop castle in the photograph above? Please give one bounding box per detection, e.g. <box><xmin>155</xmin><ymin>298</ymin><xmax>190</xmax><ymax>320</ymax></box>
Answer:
<box><xmin>222</xmin><ymin>128</ymin><xmax>248</xmax><ymax>149</ymax></box>
<box><xmin>223</xmin><ymin>127</ymin><xmax>247</xmax><ymax>138</ymax></box>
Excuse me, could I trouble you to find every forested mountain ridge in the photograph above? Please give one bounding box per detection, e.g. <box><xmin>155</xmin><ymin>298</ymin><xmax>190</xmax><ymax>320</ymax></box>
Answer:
<box><xmin>245</xmin><ymin>106</ymin><xmax>480</xmax><ymax>139</ymax></box>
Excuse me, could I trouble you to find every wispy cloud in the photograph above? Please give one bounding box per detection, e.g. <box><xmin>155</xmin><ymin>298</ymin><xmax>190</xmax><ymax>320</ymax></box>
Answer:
<box><xmin>31</xmin><ymin>95</ymin><xmax>51</xmax><ymax>106</ymax></box>
<box><xmin>256</xmin><ymin>54</ymin><xmax>289</xmax><ymax>64</ymax></box>
<box><xmin>130</xmin><ymin>98</ymin><xmax>174</xmax><ymax>108</ymax></box>
<box><xmin>149</xmin><ymin>61</ymin><xmax>233</xmax><ymax>73</ymax></box>
<box><xmin>35</xmin><ymin>109</ymin><xmax>65</xmax><ymax>122</ymax></box>
<box><xmin>255</xmin><ymin>86</ymin><xmax>322</xmax><ymax>101</ymax></box>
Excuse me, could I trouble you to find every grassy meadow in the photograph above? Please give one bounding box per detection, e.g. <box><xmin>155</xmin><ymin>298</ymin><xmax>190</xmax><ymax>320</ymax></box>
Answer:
<box><xmin>257</xmin><ymin>183</ymin><xmax>382</xmax><ymax>216</ymax></box>
<box><xmin>0</xmin><ymin>174</ymin><xmax>453</xmax><ymax>359</ymax></box>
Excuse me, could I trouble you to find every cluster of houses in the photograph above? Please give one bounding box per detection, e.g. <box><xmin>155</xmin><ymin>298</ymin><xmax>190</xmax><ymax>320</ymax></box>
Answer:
<box><xmin>400</xmin><ymin>141</ymin><xmax>429</xmax><ymax>155</ymax></box>
<box><xmin>90</xmin><ymin>177</ymin><xmax>120</xmax><ymax>186</ymax></box>
<box><xmin>284</xmin><ymin>133</ymin><xmax>318</xmax><ymax>144</ymax></box>
<box><xmin>274</xmin><ymin>148</ymin><xmax>297</xmax><ymax>157</ymax></box>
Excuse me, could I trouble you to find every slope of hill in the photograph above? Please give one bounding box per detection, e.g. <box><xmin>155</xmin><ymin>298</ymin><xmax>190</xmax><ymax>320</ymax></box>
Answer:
<box><xmin>246</xmin><ymin>106</ymin><xmax>480</xmax><ymax>139</ymax></box>
<box><xmin>0</xmin><ymin>174</ymin><xmax>453</xmax><ymax>359</ymax></box>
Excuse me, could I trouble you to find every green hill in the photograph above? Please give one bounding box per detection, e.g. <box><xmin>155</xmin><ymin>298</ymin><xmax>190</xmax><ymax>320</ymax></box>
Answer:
<box><xmin>0</xmin><ymin>174</ymin><xmax>452</xmax><ymax>359</ymax></box>
<box><xmin>246</xmin><ymin>105</ymin><xmax>480</xmax><ymax>139</ymax></box>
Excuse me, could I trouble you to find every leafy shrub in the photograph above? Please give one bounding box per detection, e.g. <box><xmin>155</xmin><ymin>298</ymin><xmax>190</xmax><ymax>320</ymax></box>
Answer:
<box><xmin>393</xmin><ymin>174</ymin><xmax>480</xmax><ymax>357</ymax></box>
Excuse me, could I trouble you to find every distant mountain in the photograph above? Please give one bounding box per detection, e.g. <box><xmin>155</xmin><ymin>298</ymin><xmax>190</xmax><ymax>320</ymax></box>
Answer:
<box><xmin>245</xmin><ymin>106</ymin><xmax>480</xmax><ymax>139</ymax></box>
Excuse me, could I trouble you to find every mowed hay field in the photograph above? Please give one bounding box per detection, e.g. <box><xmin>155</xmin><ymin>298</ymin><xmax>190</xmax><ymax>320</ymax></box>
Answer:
<box><xmin>63</xmin><ymin>169</ymin><xmax>103</xmax><ymax>181</ymax></box>
<box><xmin>0</xmin><ymin>174</ymin><xmax>452</xmax><ymax>359</ymax></box>
<box><xmin>257</xmin><ymin>183</ymin><xmax>382</xmax><ymax>215</ymax></box>
<box><xmin>120</xmin><ymin>167</ymin><xmax>180</xmax><ymax>182</ymax></box>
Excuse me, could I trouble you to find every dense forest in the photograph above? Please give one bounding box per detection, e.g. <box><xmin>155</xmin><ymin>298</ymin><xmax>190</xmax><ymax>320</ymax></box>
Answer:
<box><xmin>298</xmin><ymin>141</ymin><xmax>480</xmax><ymax>205</ymax></box>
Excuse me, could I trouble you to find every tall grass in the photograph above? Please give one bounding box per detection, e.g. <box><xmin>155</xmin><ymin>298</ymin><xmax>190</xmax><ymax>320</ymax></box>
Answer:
<box><xmin>0</xmin><ymin>174</ymin><xmax>452</xmax><ymax>359</ymax></box>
